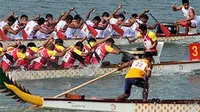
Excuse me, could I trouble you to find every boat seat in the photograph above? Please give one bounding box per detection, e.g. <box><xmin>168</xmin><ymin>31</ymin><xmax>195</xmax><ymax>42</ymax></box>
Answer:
<box><xmin>153</xmin><ymin>42</ymin><xmax>164</xmax><ymax>64</ymax></box>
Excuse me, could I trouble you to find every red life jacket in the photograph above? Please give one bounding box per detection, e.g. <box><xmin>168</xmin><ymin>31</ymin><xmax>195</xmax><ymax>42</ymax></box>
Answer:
<box><xmin>84</xmin><ymin>44</ymin><xmax>92</xmax><ymax>64</ymax></box>
<box><xmin>61</xmin><ymin>47</ymin><xmax>75</xmax><ymax>68</ymax></box>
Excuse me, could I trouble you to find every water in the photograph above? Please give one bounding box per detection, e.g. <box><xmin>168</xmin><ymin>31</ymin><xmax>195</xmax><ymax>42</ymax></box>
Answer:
<box><xmin>0</xmin><ymin>0</ymin><xmax>200</xmax><ymax>111</ymax></box>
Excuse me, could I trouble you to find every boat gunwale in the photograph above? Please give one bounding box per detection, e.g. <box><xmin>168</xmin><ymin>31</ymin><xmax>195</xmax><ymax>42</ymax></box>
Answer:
<box><xmin>7</xmin><ymin>60</ymin><xmax>200</xmax><ymax>72</ymax></box>
<box><xmin>43</xmin><ymin>98</ymin><xmax>200</xmax><ymax>104</ymax></box>
<box><xmin>2</xmin><ymin>33</ymin><xmax>200</xmax><ymax>42</ymax></box>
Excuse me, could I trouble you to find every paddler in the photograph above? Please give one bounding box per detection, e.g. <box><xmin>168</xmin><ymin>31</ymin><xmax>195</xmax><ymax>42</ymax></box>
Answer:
<box><xmin>61</xmin><ymin>41</ymin><xmax>94</xmax><ymax>68</ymax></box>
<box><xmin>15</xmin><ymin>42</ymin><xmax>38</xmax><ymax>68</ymax></box>
<box><xmin>30</xmin><ymin>36</ymin><xmax>69</xmax><ymax>69</ymax></box>
<box><xmin>1</xmin><ymin>42</ymin><xmax>37</xmax><ymax>72</ymax></box>
<box><xmin>116</xmin><ymin>52</ymin><xmax>152</xmax><ymax>101</ymax></box>
<box><xmin>79</xmin><ymin>9</ymin><xmax>108</xmax><ymax>38</ymax></box>
<box><xmin>83</xmin><ymin>36</ymin><xmax>112</xmax><ymax>64</ymax></box>
<box><xmin>127</xmin><ymin>24</ymin><xmax>158</xmax><ymax>59</ymax></box>
<box><xmin>172</xmin><ymin>0</ymin><xmax>199</xmax><ymax>34</ymax></box>
<box><xmin>99</xmin><ymin>4</ymin><xmax>123</xmax><ymax>37</ymax></box>
<box><xmin>35</xmin><ymin>12</ymin><xmax>64</xmax><ymax>39</ymax></box>
<box><xmin>7</xmin><ymin>13</ymin><xmax>29</xmax><ymax>40</ymax></box>
<box><xmin>24</xmin><ymin>17</ymin><xmax>47</xmax><ymax>39</ymax></box>
<box><xmin>91</xmin><ymin>38</ymin><xmax>121</xmax><ymax>64</ymax></box>
<box><xmin>0</xmin><ymin>15</ymin><xmax>24</xmax><ymax>39</ymax></box>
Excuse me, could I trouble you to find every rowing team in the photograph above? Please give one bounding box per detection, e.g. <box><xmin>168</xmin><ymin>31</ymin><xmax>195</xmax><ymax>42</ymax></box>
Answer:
<box><xmin>0</xmin><ymin>22</ymin><xmax>158</xmax><ymax>72</ymax></box>
<box><xmin>0</xmin><ymin>0</ymin><xmax>199</xmax><ymax>41</ymax></box>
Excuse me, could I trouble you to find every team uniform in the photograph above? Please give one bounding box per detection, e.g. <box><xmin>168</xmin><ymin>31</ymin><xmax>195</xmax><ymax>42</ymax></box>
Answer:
<box><xmin>121</xmin><ymin>18</ymin><xmax>138</xmax><ymax>37</ymax></box>
<box><xmin>96</xmin><ymin>22</ymin><xmax>104</xmax><ymax>38</ymax></box>
<box><xmin>7</xmin><ymin>21</ymin><xmax>22</xmax><ymax>39</ymax></box>
<box><xmin>180</xmin><ymin>6</ymin><xmax>199</xmax><ymax>28</ymax></box>
<box><xmin>61</xmin><ymin>46</ymin><xmax>83</xmax><ymax>68</ymax></box>
<box><xmin>79</xmin><ymin>20</ymin><xmax>94</xmax><ymax>38</ymax></box>
<box><xmin>64</xmin><ymin>27</ymin><xmax>77</xmax><ymax>38</ymax></box>
<box><xmin>30</xmin><ymin>47</ymin><xmax>57</xmax><ymax>69</ymax></box>
<box><xmin>16</xmin><ymin>47</ymin><xmax>38</xmax><ymax>68</ymax></box>
<box><xmin>129</xmin><ymin>19</ymin><xmax>143</xmax><ymax>37</ymax></box>
<box><xmin>0</xmin><ymin>21</ymin><xmax>9</xmax><ymax>38</ymax></box>
<box><xmin>83</xmin><ymin>42</ymin><xmax>94</xmax><ymax>64</ymax></box>
<box><xmin>35</xmin><ymin>23</ymin><xmax>49</xmax><ymax>39</ymax></box>
<box><xmin>103</xmin><ymin>18</ymin><xmax>118</xmax><ymax>37</ymax></box>
<box><xmin>124</xmin><ymin>59</ymin><xmax>150</xmax><ymax>95</ymax></box>
<box><xmin>91</xmin><ymin>42</ymin><xmax>114</xmax><ymax>64</ymax></box>
<box><xmin>52</xmin><ymin>20</ymin><xmax>67</xmax><ymax>39</ymax></box>
<box><xmin>1</xmin><ymin>47</ymin><xmax>26</xmax><ymax>71</ymax></box>
<box><xmin>137</xmin><ymin>31</ymin><xmax>157</xmax><ymax>54</ymax></box>
<box><xmin>24</xmin><ymin>21</ymin><xmax>38</xmax><ymax>39</ymax></box>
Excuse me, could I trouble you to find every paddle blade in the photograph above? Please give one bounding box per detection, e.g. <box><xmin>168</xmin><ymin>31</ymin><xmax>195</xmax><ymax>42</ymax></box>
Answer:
<box><xmin>21</xmin><ymin>29</ymin><xmax>27</xmax><ymax>40</ymax></box>
<box><xmin>111</xmin><ymin>24</ymin><xmax>124</xmax><ymax>36</ymax></box>
<box><xmin>86</xmin><ymin>25</ymin><xmax>98</xmax><ymax>37</ymax></box>
<box><xmin>160</xmin><ymin>24</ymin><xmax>170</xmax><ymax>37</ymax></box>
<box><xmin>56</xmin><ymin>31</ymin><xmax>65</xmax><ymax>39</ymax></box>
<box><xmin>0</xmin><ymin>29</ymin><xmax>7</xmax><ymax>41</ymax></box>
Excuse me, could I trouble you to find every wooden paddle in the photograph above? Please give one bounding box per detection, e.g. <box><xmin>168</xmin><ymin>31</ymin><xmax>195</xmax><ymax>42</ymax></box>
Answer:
<box><xmin>0</xmin><ymin>29</ymin><xmax>7</xmax><ymax>41</ymax></box>
<box><xmin>149</xmin><ymin>13</ymin><xmax>170</xmax><ymax>37</ymax></box>
<box><xmin>111</xmin><ymin>24</ymin><xmax>124</xmax><ymax>36</ymax></box>
<box><xmin>28</xmin><ymin>69</ymin><xmax>118</xmax><ymax>109</ymax></box>
<box><xmin>56</xmin><ymin>31</ymin><xmax>65</xmax><ymax>39</ymax></box>
<box><xmin>21</xmin><ymin>29</ymin><xmax>28</xmax><ymax>40</ymax></box>
<box><xmin>53</xmin><ymin>69</ymin><xmax>118</xmax><ymax>98</ymax></box>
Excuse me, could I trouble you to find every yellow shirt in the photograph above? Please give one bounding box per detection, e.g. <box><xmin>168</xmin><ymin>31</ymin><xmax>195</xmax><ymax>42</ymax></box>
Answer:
<box><xmin>47</xmin><ymin>50</ymin><xmax>57</xmax><ymax>57</ymax></box>
<box><xmin>105</xmin><ymin>45</ymin><xmax>114</xmax><ymax>53</ymax></box>
<box><xmin>0</xmin><ymin>47</ymin><xmax>3</xmax><ymax>54</ymax></box>
<box><xmin>137</xmin><ymin>31</ymin><xmax>157</xmax><ymax>42</ymax></box>
<box><xmin>125</xmin><ymin>59</ymin><xmax>150</xmax><ymax>79</ymax></box>
<box><xmin>29</xmin><ymin>47</ymin><xmax>38</xmax><ymax>53</ymax></box>
<box><xmin>86</xmin><ymin>42</ymin><xmax>95</xmax><ymax>49</ymax></box>
<box><xmin>55</xmin><ymin>45</ymin><xmax>65</xmax><ymax>52</ymax></box>
<box><xmin>17</xmin><ymin>51</ymin><xmax>26</xmax><ymax>59</ymax></box>
<box><xmin>73</xmin><ymin>47</ymin><xmax>83</xmax><ymax>55</ymax></box>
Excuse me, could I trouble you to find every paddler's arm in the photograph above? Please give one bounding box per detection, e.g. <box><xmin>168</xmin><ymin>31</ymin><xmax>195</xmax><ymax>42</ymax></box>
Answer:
<box><xmin>94</xmin><ymin>21</ymin><xmax>109</xmax><ymax>30</ymax></box>
<box><xmin>118</xmin><ymin>18</ymin><xmax>136</xmax><ymax>27</ymax></box>
<box><xmin>51</xmin><ymin>12</ymin><xmax>65</xmax><ymax>25</ymax></box>
<box><xmin>5</xmin><ymin>25</ymin><xmax>23</xmax><ymax>35</ymax></box>
<box><xmin>106</xmin><ymin>45</ymin><xmax>121</xmax><ymax>54</ymax></box>
<box><xmin>109</xmin><ymin>5</ymin><xmax>122</xmax><ymax>20</ymax></box>
<box><xmin>184</xmin><ymin>9</ymin><xmax>195</xmax><ymax>21</ymax></box>
<box><xmin>61</xmin><ymin>7</ymin><xmax>75</xmax><ymax>20</ymax></box>
<box><xmin>127</xmin><ymin>35</ymin><xmax>140</xmax><ymax>43</ymax></box>
<box><xmin>138</xmin><ymin>9</ymin><xmax>149</xmax><ymax>18</ymax></box>
<box><xmin>93</xmin><ymin>36</ymin><xmax>111</xmax><ymax>47</ymax></box>
<box><xmin>85</xmin><ymin>8</ymin><xmax>94</xmax><ymax>21</ymax></box>
<box><xmin>32</xmin><ymin>14</ymin><xmax>40</xmax><ymax>21</ymax></box>
<box><xmin>172</xmin><ymin>4</ymin><xmax>182</xmax><ymax>11</ymax></box>
<box><xmin>54</xmin><ymin>47</ymin><xmax>70</xmax><ymax>57</ymax></box>
<box><xmin>117</xmin><ymin>60</ymin><xmax>133</xmax><ymax>71</ymax></box>
<box><xmin>3</xmin><ymin>11</ymin><xmax>14</xmax><ymax>21</ymax></box>
<box><xmin>37</xmin><ymin>25</ymin><xmax>53</xmax><ymax>34</ymax></box>
<box><xmin>150</xmin><ymin>40</ymin><xmax>157</xmax><ymax>50</ymax></box>
<box><xmin>145</xmin><ymin>63</ymin><xmax>152</xmax><ymax>80</ymax></box>
<box><xmin>42</xmin><ymin>34</ymin><xmax>54</xmax><ymax>48</ymax></box>
<box><xmin>65</xmin><ymin>21</ymin><xmax>84</xmax><ymax>29</ymax></box>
